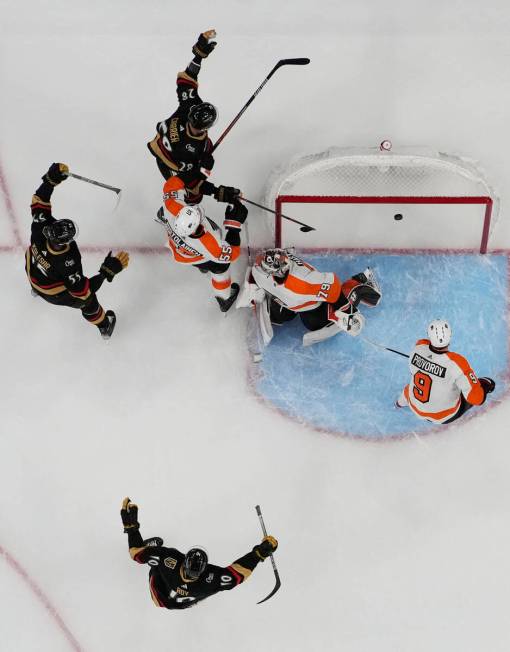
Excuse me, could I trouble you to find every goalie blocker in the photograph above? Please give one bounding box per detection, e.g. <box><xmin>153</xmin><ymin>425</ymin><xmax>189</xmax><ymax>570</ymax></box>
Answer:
<box><xmin>236</xmin><ymin>249</ymin><xmax>381</xmax><ymax>346</ymax></box>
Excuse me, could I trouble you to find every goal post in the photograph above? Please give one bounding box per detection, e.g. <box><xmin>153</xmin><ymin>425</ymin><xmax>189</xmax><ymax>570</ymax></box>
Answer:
<box><xmin>266</xmin><ymin>145</ymin><xmax>499</xmax><ymax>254</ymax></box>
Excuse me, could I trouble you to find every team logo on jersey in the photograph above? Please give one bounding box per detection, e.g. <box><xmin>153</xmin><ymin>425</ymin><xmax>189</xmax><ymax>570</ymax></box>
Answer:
<box><xmin>164</xmin><ymin>557</ymin><xmax>177</xmax><ymax>569</ymax></box>
<box><xmin>65</xmin><ymin>259</ymin><xmax>75</xmax><ymax>267</ymax></box>
<box><xmin>411</xmin><ymin>353</ymin><xmax>447</xmax><ymax>378</ymax></box>
<box><xmin>186</xmin><ymin>144</ymin><xmax>196</xmax><ymax>152</ymax></box>
<box><xmin>205</xmin><ymin>573</ymin><xmax>214</xmax><ymax>583</ymax></box>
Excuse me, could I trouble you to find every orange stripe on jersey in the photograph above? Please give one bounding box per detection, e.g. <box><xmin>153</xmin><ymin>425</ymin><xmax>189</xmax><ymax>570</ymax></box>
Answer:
<box><xmin>285</xmin><ymin>273</ymin><xmax>341</xmax><ymax>303</ymax></box>
<box><xmin>416</xmin><ymin>339</ymin><xmax>430</xmax><ymax>346</ymax></box>
<box><xmin>212</xmin><ymin>277</ymin><xmax>230</xmax><ymax>290</ymax></box>
<box><xmin>444</xmin><ymin>351</ymin><xmax>484</xmax><ymax>405</ymax></box>
<box><xmin>404</xmin><ymin>385</ymin><xmax>462</xmax><ymax>421</ymax></box>
<box><xmin>168</xmin><ymin>238</ymin><xmax>204</xmax><ymax>264</ymax></box>
<box><xmin>163</xmin><ymin>176</ymin><xmax>186</xmax><ymax>217</ymax></box>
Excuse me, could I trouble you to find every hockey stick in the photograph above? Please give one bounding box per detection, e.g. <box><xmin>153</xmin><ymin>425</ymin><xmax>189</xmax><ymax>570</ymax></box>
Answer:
<box><xmin>68</xmin><ymin>172</ymin><xmax>122</xmax><ymax>208</ymax></box>
<box><xmin>255</xmin><ymin>505</ymin><xmax>281</xmax><ymax>604</ymax></box>
<box><xmin>212</xmin><ymin>58</ymin><xmax>310</xmax><ymax>152</ymax></box>
<box><xmin>242</xmin><ymin>198</ymin><xmax>315</xmax><ymax>233</ymax></box>
<box><xmin>360</xmin><ymin>336</ymin><xmax>409</xmax><ymax>358</ymax></box>
<box><xmin>244</xmin><ymin>221</ymin><xmax>265</xmax><ymax>363</ymax></box>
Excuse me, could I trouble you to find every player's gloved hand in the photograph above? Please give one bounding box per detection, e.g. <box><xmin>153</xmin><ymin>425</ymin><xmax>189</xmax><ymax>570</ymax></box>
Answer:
<box><xmin>480</xmin><ymin>377</ymin><xmax>496</xmax><ymax>396</ymax></box>
<box><xmin>201</xmin><ymin>152</ymin><xmax>215</xmax><ymax>171</ymax></box>
<box><xmin>43</xmin><ymin>163</ymin><xmax>69</xmax><ymax>185</ymax></box>
<box><xmin>100</xmin><ymin>251</ymin><xmax>129</xmax><ymax>282</ymax></box>
<box><xmin>334</xmin><ymin>309</ymin><xmax>365</xmax><ymax>337</ymax></box>
<box><xmin>223</xmin><ymin>201</ymin><xmax>248</xmax><ymax>230</ymax></box>
<box><xmin>121</xmin><ymin>497</ymin><xmax>140</xmax><ymax>533</ymax></box>
<box><xmin>192</xmin><ymin>29</ymin><xmax>217</xmax><ymax>58</ymax></box>
<box><xmin>214</xmin><ymin>185</ymin><xmax>242</xmax><ymax>204</ymax></box>
<box><xmin>253</xmin><ymin>535</ymin><xmax>278</xmax><ymax>561</ymax></box>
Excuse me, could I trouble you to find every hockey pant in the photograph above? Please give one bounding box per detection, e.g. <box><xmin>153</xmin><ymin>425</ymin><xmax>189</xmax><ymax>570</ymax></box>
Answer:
<box><xmin>32</xmin><ymin>288</ymin><xmax>107</xmax><ymax>328</ymax></box>
<box><xmin>194</xmin><ymin>260</ymin><xmax>233</xmax><ymax>301</ymax></box>
<box><xmin>269</xmin><ymin>300</ymin><xmax>337</xmax><ymax>331</ymax></box>
<box><xmin>442</xmin><ymin>395</ymin><xmax>474</xmax><ymax>424</ymax></box>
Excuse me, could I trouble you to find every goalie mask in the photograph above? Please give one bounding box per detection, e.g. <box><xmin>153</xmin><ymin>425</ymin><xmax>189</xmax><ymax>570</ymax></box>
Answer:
<box><xmin>428</xmin><ymin>319</ymin><xmax>452</xmax><ymax>348</ymax></box>
<box><xmin>42</xmin><ymin>219</ymin><xmax>77</xmax><ymax>245</ymax></box>
<box><xmin>260</xmin><ymin>248</ymin><xmax>290</xmax><ymax>279</ymax></box>
<box><xmin>173</xmin><ymin>205</ymin><xmax>204</xmax><ymax>238</ymax></box>
<box><xmin>183</xmin><ymin>547</ymin><xmax>208</xmax><ymax>580</ymax></box>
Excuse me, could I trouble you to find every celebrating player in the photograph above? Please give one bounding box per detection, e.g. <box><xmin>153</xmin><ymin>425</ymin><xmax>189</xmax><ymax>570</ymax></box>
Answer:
<box><xmin>147</xmin><ymin>28</ymin><xmax>242</xmax><ymax>208</ymax></box>
<box><xmin>25</xmin><ymin>163</ymin><xmax>129</xmax><ymax>339</ymax></box>
<box><xmin>395</xmin><ymin>319</ymin><xmax>496</xmax><ymax>424</ymax></box>
<box><xmin>120</xmin><ymin>498</ymin><xmax>278</xmax><ymax>610</ymax></box>
<box><xmin>236</xmin><ymin>248</ymin><xmax>382</xmax><ymax>346</ymax></box>
<box><xmin>156</xmin><ymin>176</ymin><xmax>248</xmax><ymax>312</ymax></box>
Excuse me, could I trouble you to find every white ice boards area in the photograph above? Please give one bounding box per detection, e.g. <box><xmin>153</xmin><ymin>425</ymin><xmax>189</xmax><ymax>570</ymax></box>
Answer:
<box><xmin>2</xmin><ymin>1</ymin><xmax>510</xmax><ymax>651</ymax></box>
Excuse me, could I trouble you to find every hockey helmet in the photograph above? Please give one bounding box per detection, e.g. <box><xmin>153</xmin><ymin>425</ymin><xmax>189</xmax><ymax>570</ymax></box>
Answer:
<box><xmin>42</xmin><ymin>219</ymin><xmax>77</xmax><ymax>245</ymax></box>
<box><xmin>428</xmin><ymin>319</ymin><xmax>452</xmax><ymax>348</ymax></box>
<box><xmin>173</xmin><ymin>205</ymin><xmax>204</xmax><ymax>238</ymax></box>
<box><xmin>183</xmin><ymin>547</ymin><xmax>208</xmax><ymax>579</ymax></box>
<box><xmin>260</xmin><ymin>248</ymin><xmax>290</xmax><ymax>279</ymax></box>
<box><xmin>188</xmin><ymin>103</ymin><xmax>218</xmax><ymax>131</ymax></box>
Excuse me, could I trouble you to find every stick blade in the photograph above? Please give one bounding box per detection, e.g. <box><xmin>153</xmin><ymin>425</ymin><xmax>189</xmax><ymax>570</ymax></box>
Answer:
<box><xmin>257</xmin><ymin>571</ymin><xmax>282</xmax><ymax>604</ymax></box>
<box><xmin>279</xmin><ymin>57</ymin><xmax>310</xmax><ymax>66</ymax></box>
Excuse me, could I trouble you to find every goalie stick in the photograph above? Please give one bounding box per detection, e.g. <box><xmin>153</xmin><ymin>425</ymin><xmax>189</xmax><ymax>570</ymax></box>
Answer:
<box><xmin>360</xmin><ymin>336</ymin><xmax>409</xmax><ymax>358</ymax></box>
<box><xmin>255</xmin><ymin>505</ymin><xmax>281</xmax><ymax>604</ymax></box>
<box><xmin>212</xmin><ymin>58</ymin><xmax>310</xmax><ymax>152</ymax></box>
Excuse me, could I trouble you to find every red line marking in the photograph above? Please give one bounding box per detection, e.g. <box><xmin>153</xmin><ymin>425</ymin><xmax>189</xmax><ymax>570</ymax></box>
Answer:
<box><xmin>0</xmin><ymin>544</ymin><xmax>84</xmax><ymax>651</ymax></box>
<box><xmin>0</xmin><ymin>157</ymin><xmax>23</xmax><ymax>247</ymax></box>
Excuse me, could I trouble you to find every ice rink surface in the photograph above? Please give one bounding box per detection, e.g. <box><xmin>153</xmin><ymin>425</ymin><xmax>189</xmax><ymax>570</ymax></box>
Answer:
<box><xmin>2</xmin><ymin>1</ymin><xmax>510</xmax><ymax>651</ymax></box>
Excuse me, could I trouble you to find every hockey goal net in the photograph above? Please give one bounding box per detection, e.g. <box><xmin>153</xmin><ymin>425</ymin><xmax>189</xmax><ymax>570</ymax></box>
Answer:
<box><xmin>263</xmin><ymin>145</ymin><xmax>499</xmax><ymax>253</ymax></box>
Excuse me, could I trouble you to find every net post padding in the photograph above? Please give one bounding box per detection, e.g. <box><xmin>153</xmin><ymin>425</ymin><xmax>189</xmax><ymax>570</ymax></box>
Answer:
<box><xmin>268</xmin><ymin>146</ymin><xmax>499</xmax><ymax>254</ymax></box>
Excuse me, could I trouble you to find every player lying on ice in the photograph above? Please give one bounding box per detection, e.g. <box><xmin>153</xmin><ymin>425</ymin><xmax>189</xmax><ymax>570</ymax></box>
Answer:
<box><xmin>236</xmin><ymin>248</ymin><xmax>382</xmax><ymax>346</ymax></box>
<box><xmin>395</xmin><ymin>319</ymin><xmax>496</xmax><ymax>425</ymax></box>
<box><xmin>25</xmin><ymin>163</ymin><xmax>129</xmax><ymax>339</ymax></box>
<box><xmin>121</xmin><ymin>498</ymin><xmax>278</xmax><ymax>610</ymax></box>
<box><xmin>155</xmin><ymin>172</ymin><xmax>247</xmax><ymax>312</ymax></box>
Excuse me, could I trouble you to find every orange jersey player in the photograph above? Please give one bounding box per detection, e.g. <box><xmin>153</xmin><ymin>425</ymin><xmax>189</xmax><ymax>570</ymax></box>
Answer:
<box><xmin>147</xmin><ymin>29</ymin><xmax>242</xmax><ymax>208</ymax></box>
<box><xmin>120</xmin><ymin>498</ymin><xmax>278</xmax><ymax>610</ymax></box>
<box><xmin>236</xmin><ymin>248</ymin><xmax>382</xmax><ymax>346</ymax></box>
<box><xmin>155</xmin><ymin>175</ymin><xmax>248</xmax><ymax>312</ymax></box>
<box><xmin>396</xmin><ymin>320</ymin><xmax>496</xmax><ymax>424</ymax></box>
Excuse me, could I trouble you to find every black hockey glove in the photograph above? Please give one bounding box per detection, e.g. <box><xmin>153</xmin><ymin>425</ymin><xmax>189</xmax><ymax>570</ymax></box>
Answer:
<box><xmin>192</xmin><ymin>29</ymin><xmax>217</xmax><ymax>58</ymax></box>
<box><xmin>253</xmin><ymin>535</ymin><xmax>278</xmax><ymax>561</ymax></box>
<box><xmin>224</xmin><ymin>201</ymin><xmax>248</xmax><ymax>229</ymax></box>
<box><xmin>100</xmin><ymin>251</ymin><xmax>129</xmax><ymax>282</ymax></box>
<box><xmin>43</xmin><ymin>163</ymin><xmax>69</xmax><ymax>186</ymax></box>
<box><xmin>479</xmin><ymin>376</ymin><xmax>496</xmax><ymax>402</ymax></box>
<box><xmin>201</xmin><ymin>151</ymin><xmax>215</xmax><ymax>171</ymax></box>
<box><xmin>214</xmin><ymin>185</ymin><xmax>242</xmax><ymax>204</ymax></box>
<box><xmin>121</xmin><ymin>497</ymin><xmax>140</xmax><ymax>533</ymax></box>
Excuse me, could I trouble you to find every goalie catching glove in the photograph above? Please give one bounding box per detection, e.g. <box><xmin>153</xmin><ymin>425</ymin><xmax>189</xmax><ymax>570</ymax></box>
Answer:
<box><xmin>192</xmin><ymin>29</ymin><xmax>217</xmax><ymax>59</ymax></box>
<box><xmin>121</xmin><ymin>497</ymin><xmax>139</xmax><ymax>533</ymax></box>
<box><xmin>100</xmin><ymin>251</ymin><xmax>129</xmax><ymax>282</ymax></box>
<box><xmin>253</xmin><ymin>535</ymin><xmax>278</xmax><ymax>561</ymax></box>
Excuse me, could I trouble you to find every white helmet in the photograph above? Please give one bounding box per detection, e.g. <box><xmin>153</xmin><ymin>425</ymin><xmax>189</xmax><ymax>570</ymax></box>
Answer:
<box><xmin>428</xmin><ymin>319</ymin><xmax>452</xmax><ymax>348</ymax></box>
<box><xmin>173</xmin><ymin>205</ymin><xmax>204</xmax><ymax>238</ymax></box>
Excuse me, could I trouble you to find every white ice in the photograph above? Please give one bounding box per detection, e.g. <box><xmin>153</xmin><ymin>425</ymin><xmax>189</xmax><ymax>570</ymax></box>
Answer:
<box><xmin>1</xmin><ymin>1</ymin><xmax>510</xmax><ymax>651</ymax></box>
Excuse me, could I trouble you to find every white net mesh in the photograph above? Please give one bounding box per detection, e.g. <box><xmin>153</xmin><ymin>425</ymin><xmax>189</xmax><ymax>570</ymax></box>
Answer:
<box><xmin>261</xmin><ymin>145</ymin><xmax>499</xmax><ymax>252</ymax></box>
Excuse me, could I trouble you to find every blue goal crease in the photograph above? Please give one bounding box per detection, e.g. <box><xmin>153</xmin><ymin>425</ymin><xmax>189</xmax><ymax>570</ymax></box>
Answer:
<box><xmin>252</xmin><ymin>253</ymin><xmax>509</xmax><ymax>439</ymax></box>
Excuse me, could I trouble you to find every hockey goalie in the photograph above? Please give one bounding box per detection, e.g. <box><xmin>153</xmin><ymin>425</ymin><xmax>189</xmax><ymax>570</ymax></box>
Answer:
<box><xmin>236</xmin><ymin>248</ymin><xmax>382</xmax><ymax>346</ymax></box>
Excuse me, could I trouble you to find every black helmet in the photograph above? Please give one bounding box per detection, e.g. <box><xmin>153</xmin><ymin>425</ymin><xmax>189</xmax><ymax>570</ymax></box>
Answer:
<box><xmin>42</xmin><ymin>219</ymin><xmax>77</xmax><ymax>245</ymax></box>
<box><xmin>188</xmin><ymin>103</ymin><xmax>218</xmax><ymax>131</ymax></box>
<box><xmin>183</xmin><ymin>547</ymin><xmax>208</xmax><ymax>579</ymax></box>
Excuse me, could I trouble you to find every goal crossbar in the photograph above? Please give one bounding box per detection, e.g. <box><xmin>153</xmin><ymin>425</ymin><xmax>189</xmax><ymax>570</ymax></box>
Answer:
<box><xmin>275</xmin><ymin>195</ymin><xmax>493</xmax><ymax>253</ymax></box>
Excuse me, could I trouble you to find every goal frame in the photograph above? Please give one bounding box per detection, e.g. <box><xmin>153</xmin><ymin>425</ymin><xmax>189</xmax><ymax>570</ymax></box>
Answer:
<box><xmin>275</xmin><ymin>194</ymin><xmax>494</xmax><ymax>254</ymax></box>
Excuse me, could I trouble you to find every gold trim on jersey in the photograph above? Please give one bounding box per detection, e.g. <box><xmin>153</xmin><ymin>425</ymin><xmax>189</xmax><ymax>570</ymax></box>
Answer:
<box><xmin>177</xmin><ymin>70</ymin><xmax>198</xmax><ymax>85</ymax></box>
<box><xmin>31</xmin><ymin>194</ymin><xmax>51</xmax><ymax>208</ymax></box>
<box><xmin>129</xmin><ymin>546</ymin><xmax>146</xmax><ymax>560</ymax></box>
<box><xmin>231</xmin><ymin>563</ymin><xmax>252</xmax><ymax>580</ymax></box>
<box><xmin>148</xmin><ymin>137</ymin><xmax>179</xmax><ymax>171</ymax></box>
<box><xmin>47</xmin><ymin>242</ymin><xmax>70</xmax><ymax>256</ymax></box>
<box><xmin>185</xmin><ymin>123</ymin><xmax>207</xmax><ymax>141</ymax></box>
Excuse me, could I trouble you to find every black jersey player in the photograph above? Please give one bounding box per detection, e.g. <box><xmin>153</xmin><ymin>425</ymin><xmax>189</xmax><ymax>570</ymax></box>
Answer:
<box><xmin>147</xmin><ymin>29</ymin><xmax>242</xmax><ymax>207</ymax></box>
<box><xmin>25</xmin><ymin>163</ymin><xmax>129</xmax><ymax>339</ymax></box>
<box><xmin>121</xmin><ymin>497</ymin><xmax>278</xmax><ymax>610</ymax></box>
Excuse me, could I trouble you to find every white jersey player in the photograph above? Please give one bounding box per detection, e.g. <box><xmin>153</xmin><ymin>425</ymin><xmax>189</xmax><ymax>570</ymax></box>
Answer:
<box><xmin>396</xmin><ymin>320</ymin><xmax>495</xmax><ymax>424</ymax></box>
<box><xmin>155</xmin><ymin>174</ymin><xmax>247</xmax><ymax>312</ymax></box>
<box><xmin>236</xmin><ymin>248</ymin><xmax>381</xmax><ymax>346</ymax></box>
